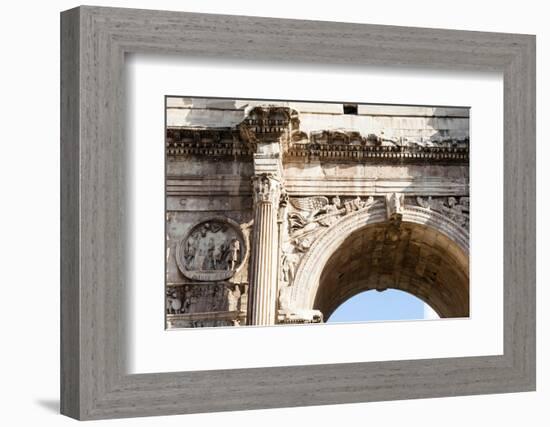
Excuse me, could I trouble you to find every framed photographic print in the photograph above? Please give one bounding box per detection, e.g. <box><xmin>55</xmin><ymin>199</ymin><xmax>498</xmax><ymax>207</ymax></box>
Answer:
<box><xmin>61</xmin><ymin>5</ymin><xmax>536</xmax><ymax>420</ymax></box>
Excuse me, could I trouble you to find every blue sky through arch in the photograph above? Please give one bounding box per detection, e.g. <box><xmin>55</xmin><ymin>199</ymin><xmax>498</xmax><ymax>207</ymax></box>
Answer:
<box><xmin>327</xmin><ymin>289</ymin><xmax>439</xmax><ymax>323</ymax></box>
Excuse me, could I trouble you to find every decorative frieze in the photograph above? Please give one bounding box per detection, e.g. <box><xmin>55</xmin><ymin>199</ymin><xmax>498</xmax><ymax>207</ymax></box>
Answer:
<box><xmin>166</xmin><ymin>106</ymin><xmax>469</xmax><ymax>164</ymax></box>
<box><xmin>166</xmin><ymin>128</ymin><xmax>251</xmax><ymax>157</ymax></box>
<box><xmin>166</xmin><ymin>310</ymin><xmax>245</xmax><ymax>329</ymax></box>
<box><xmin>165</xmin><ymin>282</ymin><xmax>247</xmax><ymax>316</ymax></box>
<box><xmin>286</xmin><ymin>143</ymin><xmax>468</xmax><ymax>163</ymax></box>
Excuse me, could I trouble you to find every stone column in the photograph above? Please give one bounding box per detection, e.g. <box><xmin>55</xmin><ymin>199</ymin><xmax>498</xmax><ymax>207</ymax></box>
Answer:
<box><xmin>248</xmin><ymin>173</ymin><xmax>281</xmax><ymax>326</ymax></box>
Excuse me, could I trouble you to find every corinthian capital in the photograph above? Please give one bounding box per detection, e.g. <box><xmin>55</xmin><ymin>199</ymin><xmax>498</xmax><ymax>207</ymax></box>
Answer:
<box><xmin>251</xmin><ymin>174</ymin><xmax>282</xmax><ymax>205</ymax></box>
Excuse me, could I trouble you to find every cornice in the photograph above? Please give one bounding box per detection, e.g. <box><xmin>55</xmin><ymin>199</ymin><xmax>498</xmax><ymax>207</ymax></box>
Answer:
<box><xmin>166</xmin><ymin>106</ymin><xmax>469</xmax><ymax>164</ymax></box>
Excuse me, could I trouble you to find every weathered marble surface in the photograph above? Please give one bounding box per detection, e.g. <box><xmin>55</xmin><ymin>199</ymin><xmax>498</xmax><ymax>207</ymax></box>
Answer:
<box><xmin>165</xmin><ymin>99</ymin><xmax>470</xmax><ymax>328</ymax></box>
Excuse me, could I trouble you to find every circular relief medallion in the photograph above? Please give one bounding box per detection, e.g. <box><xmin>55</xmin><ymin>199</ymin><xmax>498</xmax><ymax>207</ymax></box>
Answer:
<box><xmin>176</xmin><ymin>217</ymin><xmax>246</xmax><ymax>281</ymax></box>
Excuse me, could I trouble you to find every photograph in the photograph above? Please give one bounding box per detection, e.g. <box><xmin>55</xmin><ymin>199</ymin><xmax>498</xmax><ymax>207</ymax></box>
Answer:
<box><xmin>43</xmin><ymin>1</ymin><xmax>537</xmax><ymax>422</ymax></box>
<box><xmin>165</xmin><ymin>97</ymin><xmax>470</xmax><ymax>329</ymax></box>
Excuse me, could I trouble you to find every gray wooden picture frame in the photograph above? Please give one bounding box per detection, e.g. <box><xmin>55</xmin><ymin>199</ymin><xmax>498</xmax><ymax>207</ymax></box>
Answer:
<box><xmin>60</xmin><ymin>5</ymin><xmax>536</xmax><ymax>420</ymax></box>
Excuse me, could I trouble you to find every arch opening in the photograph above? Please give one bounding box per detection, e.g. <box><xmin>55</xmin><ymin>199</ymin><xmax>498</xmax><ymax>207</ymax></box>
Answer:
<box><xmin>313</xmin><ymin>219</ymin><xmax>469</xmax><ymax>321</ymax></box>
<box><xmin>327</xmin><ymin>289</ymin><xmax>440</xmax><ymax>323</ymax></box>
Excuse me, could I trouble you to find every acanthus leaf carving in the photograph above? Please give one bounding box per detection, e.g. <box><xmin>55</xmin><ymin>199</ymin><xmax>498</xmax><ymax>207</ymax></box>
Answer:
<box><xmin>251</xmin><ymin>173</ymin><xmax>282</xmax><ymax>205</ymax></box>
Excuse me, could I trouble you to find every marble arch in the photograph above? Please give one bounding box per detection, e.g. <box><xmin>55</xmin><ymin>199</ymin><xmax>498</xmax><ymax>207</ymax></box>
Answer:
<box><xmin>289</xmin><ymin>206</ymin><xmax>469</xmax><ymax>320</ymax></box>
<box><xmin>165</xmin><ymin>99</ymin><xmax>470</xmax><ymax>328</ymax></box>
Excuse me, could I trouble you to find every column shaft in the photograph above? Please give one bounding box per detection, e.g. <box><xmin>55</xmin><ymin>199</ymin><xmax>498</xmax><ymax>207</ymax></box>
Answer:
<box><xmin>248</xmin><ymin>175</ymin><xmax>280</xmax><ymax>325</ymax></box>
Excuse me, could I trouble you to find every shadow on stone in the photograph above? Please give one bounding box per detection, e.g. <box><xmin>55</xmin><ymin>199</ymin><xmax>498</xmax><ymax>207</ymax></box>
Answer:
<box><xmin>35</xmin><ymin>399</ymin><xmax>59</xmax><ymax>414</ymax></box>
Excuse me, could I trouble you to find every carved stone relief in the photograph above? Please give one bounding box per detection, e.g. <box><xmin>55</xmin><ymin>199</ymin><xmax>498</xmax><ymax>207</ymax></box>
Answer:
<box><xmin>277</xmin><ymin>308</ymin><xmax>324</xmax><ymax>324</ymax></box>
<box><xmin>238</xmin><ymin>106</ymin><xmax>299</xmax><ymax>151</ymax></box>
<box><xmin>287</xmin><ymin>195</ymin><xmax>380</xmax><ymax>253</ymax></box>
<box><xmin>166</xmin><ymin>102</ymin><xmax>470</xmax><ymax>328</ymax></box>
<box><xmin>226</xmin><ymin>284</ymin><xmax>242</xmax><ymax>312</ymax></box>
<box><xmin>251</xmin><ymin>173</ymin><xmax>281</xmax><ymax>205</ymax></box>
<box><xmin>274</xmin><ymin>194</ymin><xmax>384</xmax><ymax>323</ymax></box>
<box><xmin>413</xmin><ymin>196</ymin><xmax>469</xmax><ymax>229</ymax></box>
<box><xmin>167</xmin><ymin>106</ymin><xmax>469</xmax><ymax>163</ymax></box>
<box><xmin>166</xmin><ymin>283</ymin><xmax>247</xmax><ymax>315</ymax></box>
<box><xmin>386</xmin><ymin>192</ymin><xmax>405</xmax><ymax>220</ymax></box>
<box><xmin>168</xmin><ymin>319</ymin><xmax>238</xmax><ymax>329</ymax></box>
<box><xmin>175</xmin><ymin>218</ymin><xmax>247</xmax><ymax>281</ymax></box>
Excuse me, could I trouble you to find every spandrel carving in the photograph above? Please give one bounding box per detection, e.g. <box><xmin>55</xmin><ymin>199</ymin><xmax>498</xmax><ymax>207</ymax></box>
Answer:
<box><xmin>288</xmin><ymin>195</ymin><xmax>380</xmax><ymax>252</ymax></box>
<box><xmin>415</xmin><ymin>196</ymin><xmax>469</xmax><ymax>229</ymax></box>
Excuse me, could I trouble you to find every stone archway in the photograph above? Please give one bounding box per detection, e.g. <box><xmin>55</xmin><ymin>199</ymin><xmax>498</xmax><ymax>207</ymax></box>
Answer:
<box><xmin>290</xmin><ymin>205</ymin><xmax>469</xmax><ymax>319</ymax></box>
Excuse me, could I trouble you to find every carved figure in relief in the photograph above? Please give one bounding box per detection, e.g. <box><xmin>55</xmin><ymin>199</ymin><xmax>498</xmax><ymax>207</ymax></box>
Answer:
<box><xmin>213</xmin><ymin>241</ymin><xmax>226</xmax><ymax>270</ymax></box>
<box><xmin>386</xmin><ymin>193</ymin><xmax>404</xmax><ymax>219</ymax></box>
<box><xmin>166</xmin><ymin>290</ymin><xmax>182</xmax><ymax>314</ymax></box>
<box><xmin>281</xmin><ymin>252</ymin><xmax>299</xmax><ymax>284</ymax></box>
<box><xmin>291</xmin><ymin>234</ymin><xmax>318</xmax><ymax>252</ymax></box>
<box><xmin>181</xmin><ymin>220</ymin><xmax>244</xmax><ymax>274</ymax></box>
<box><xmin>289</xmin><ymin>196</ymin><xmax>329</xmax><ymax>229</ymax></box>
<box><xmin>288</xmin><ymin>195</ymin><xmax>379</xmax><ymax>252</ymax></box>
<box><xmin>181</xmin><ymin>286</ymin><xmax>192</xmax><ymax>313</ymax></box>
<box><xmin>184</xmin><ymin>237</ymin><xmax>196</xmax><ymax>267</ymax></box>
<box><xmin>416</xmin><ymin>196</ymin><xmax>469</xmax><ymax>228</ymax></box>
<box><xmin>227</xmin><ymin>285</ymin><xmax>241</xmax><ymax>312</ymax></box>
<box><xmin>227</xmin><ymin>238</ymin><xmax>241</xmax><ymax>271</ymax></box>
<box><xmin>191</xmin><ymin>235</ymin><xmax>207</xmax><ymax>270</ymax></box>
<box><xmin>327</xmin><ymin>196</ymin><xmax>341</xmax><ymax>213</ymax></box>
<box><xmin>353</xmin><ymin>196</ymin><xmax>364</xmax><ymax>210</ymax></box>
<box><xmin>318</xmin><ymin>196</ymin><xmax>342</xmax><ymax>227</ymax></box>
<box><xmin>416</xmin><ymin>195</ymin><xmax>436</xmax><ymax>210</ymax></box>
<box><xmin>204</xmin><ymin>238</ymin><xmax>216</xmax><ymax>270</ymax></box>
<box><xmin>278</xmin><ymin>284</ymin><xmax>292</xmax><ymax>311</ymax></box>
<box><xmin>447</xmin><ymin>197</ymin><xmax>469</xmax><ymax>227</ymax></box>
<box><xmin>290</xmin><ymin>195</ymin><xmax>377</xmax><ymax>233</ymax></box>
<box><xmin>344</xmin><ymin>196</ymin><xmax>373</xmax><ymax>213</ymax></box>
